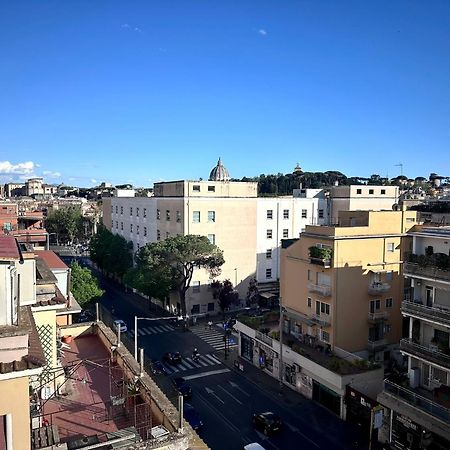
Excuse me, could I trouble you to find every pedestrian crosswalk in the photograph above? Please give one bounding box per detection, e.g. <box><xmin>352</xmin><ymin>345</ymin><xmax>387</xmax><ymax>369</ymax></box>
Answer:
<box><xmin>130</xmin><ymin>323</ymin><xmax>174</xmax><ymax>337</ymax></box>
<box><xmin>160</xmin><ymin>353</ymin><xmax>223</xmax><ymax>375</ymax></box>
<box><xmin>190</xmin><ymin>325</ymin><xmax>238</xmax><ymax>351</ymax></box>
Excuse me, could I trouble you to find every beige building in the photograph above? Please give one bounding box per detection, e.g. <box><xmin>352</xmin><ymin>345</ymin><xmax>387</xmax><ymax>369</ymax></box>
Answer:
<box><xmin>280</xmin><ymin>209</ymin><xmax>418</xmax><ymax>361</ymax></box>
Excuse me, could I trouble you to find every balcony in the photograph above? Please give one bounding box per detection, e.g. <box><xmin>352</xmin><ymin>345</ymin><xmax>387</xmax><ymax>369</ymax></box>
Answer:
<box><xmin>367</xmin><ymin>338</ymin><xmax>387</xmax><ymax>351</ymax></box>
<box><xmin>402</xmin><ymin>300</ymin><xmax>450</xmax><ymax>327</ymax></box>
<box><xmin>308</xmin><ymin>283</ymin><xmax>332</xmax><ymax>297</ymax></box>
<box><xmin>368</xmin><ymin>311</ymin><xmax>388</xmax><ymax>322</ymax></box>
<box><xmin>311</xmin><ymin>313</ymin><xmax>331</xmax><ymax>327</ymax></box>
<box><xmin>400</xmin><ymin>338</ymin><xmax>450</xmax><ymax>370</ymax></box>
<box><xmin>381</xmin><ymin>379</ymin><xmax>450</xmax><ymax>423</ymax></box>
<box><xmin>368</xmin><ymin>282</ymin><xmax>391</xmax><ymax>295</ymax></box>
<box><xmin>404</xmin><ymin>261</ymin><xmax>450</xmax><ymax>285</ymax></box>
<box><xmin>309</xmin><ymin>257</ymin><xmax>332</xmax><ymax>268</ymax></box>
<box><xmin>308</xmin><ymin>246</ymin><xmax>332</xmax><ymax>268</ymax></box>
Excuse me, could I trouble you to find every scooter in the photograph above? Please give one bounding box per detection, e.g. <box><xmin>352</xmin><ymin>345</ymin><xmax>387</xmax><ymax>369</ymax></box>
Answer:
<box><xmin>192</xmin><ymin>352</ymin><xmax>200</xmax><ymax>362</ymax></box>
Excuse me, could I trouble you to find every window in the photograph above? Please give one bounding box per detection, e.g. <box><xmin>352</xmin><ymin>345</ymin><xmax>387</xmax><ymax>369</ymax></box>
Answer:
<box><xmin>130</xmin><ymin>207</ymin><xmax>133</xmax><ymax>216</ymax></box>
<box><xmin>115</xmin><ymin>205</ymin><xmax>118</xmax><ymax>213</ymax></box>
<box><xmin>318</xmin><ymin>209</ymin><xmax>324</xmax><ymax>218</ymax></box>
<box><xmin>370</xmin><ymin>300</ymin><xmax>381</xmax><ymax>313</ymax></box>
<box><xmin>283</xmin><ymin>229</ymin><xmax>289</xmax><ymax>238</ymax></box>
<box><xmin>208</xmin><ymin>302</ymin><xmax>215</xmax><ymax>312</ymax></box>
<box><xmin>157</xmin><ymin>230</ymin><xmax>160</xmax><ymax>240</ymax></box>
<box><xmin>320</xmin><ymin>302</ymin><xmax>330</xmax><ymax>315</ymax></box>
<box><xmin>307</xmin><ymin>270</ymin><xmax>312</xmax><ymax>281</ymax></box>
<box><xmin>385</xmin><ymin>324</ymin><xmax>392</xmax><ymax>334</ymax></box>
<box><xmin>115</xmin><ymin>221</ymin><xmax>118</xmax><ymax>229</ymax></box>
<box><xmin>120</xmin><ymin>206</ymin><xmax>123</xmax><ymax>215</ymax></box>
<box><xmin>157</xmin><ymin>209</ymin><xmax>160</xmax><ymax>220</ymax></box>
<box><xmin>301</xmin><ymin>209</ymin><xmax>307</xmax><ymax>218</ymax></box>
<box><xmin>136</xmin><ymin>225</ymin><xmax>139</xmax><ymax>235</ymax></box>
<box><xmin>137</xmin><ymin>243</ymin><xmax>140</xmax><ymax>251</ymax></box>
<box><xmin>143</xmin><ymin>208</ymin><xmax>147</xmax><ymax>218</ymax></box>
<box><xmin>316</xmin><ymin>301</ymin><xmax>320</xmax><ymax>315</ymax></box>
<box><xmin>193</xmin><ymin>211</ymin><xmax>201</xmax><ymax>223</ymax></box>
<box><xmin>266</xmin><ymin>229</ymin><xmax>273</xmax><ymax>239</ymax></box>
<box><xmin>207</xmin><ymin>234</ymin><xmax>215</xmax><ymax>245</ymax></box>
<box><xmin>208</xmin><ymin>211</ymin><xmax>216</xmax><ymax>223</ymax></box>
<box><xmin>166</xmin><ymin>231</ymin><xmax>170</xmax><ymax>238</ymax></box>
<box><xmin>120</xmin><ymin>222</ymin><xmax>123</xmax><ymax>230</ymax></box>
<box><xmin>381</xmin><ymin>189</ymin><xmax>386</xmax><ymax>195</ymax></box>
<box><xmin>176</xmin><ymin>210</ymin><xmax>181</xmax><ymax>222</ymax></box>
<box><xmin>166</xmin><ymin>210</ymin><xmax>170</xmax><ymax>221</ymax></box>
<box><xmin>130</xmin><ymin>224</ymin><xmax>133</xmax><ymax>233</ymax></box>
<box><xmin>385</xmin><ymin>298</ymin><xmax>393</xmax><ymax>308</ymax></box>
<box><xmin>193</xmin><ymin>281</ymin><xmax>201</xmax><ymax>293</ymax></box>
<box><xmin>432</xmin><ymin>366</ymin><xmax>447</xmax><ymax>384</ymax></box>
<box><xmin>307</xmin><ymin>297</ymin><xmax>312</xmax><ymax>308</ymax></box>
<box><xmin>356</xmin><ymin>189</ymin><xmax>362</xmax><ymax>194</ymax></box>
<box><xmin>369</xmin><ymin>189</ymin><xmax>374</xmax><ymax>195</ymax></box>
<box><xmin>266</xmin><ymin>249</ymin><xmax>272</xmax><ymax>259</ymax></box>
<box><xmin>387</xmin><ymin>242</ymin><xmax>395</xmax><ymax>252</ymax></box>
<box><xmin>208</xmin><ymin>185</ymin><xmax>215</xmax><ymax>192</ymax></box>
<box><xmin>136</xmin><ymin>207</ymin><xmax>139</xmax><ymax>217</ymax></box>
<box><xmin>144</xmin><ymin>227</ymin><xmax>147</xmax><ymax>237</ymax></box>
<box><xmin>321</xmin><ymin>331</ymin><xmax>330</xmax><ymax>343</ymax></box>
<box><xmin>266</xmin><ymin>268</ymin><xmax>272</xmax><ymax>278</ymax></box>
<box><xmin>191</xmin><ymin>304</ymin><xmax>200</xmax><ymax>314</ymax></box>
<box><xmin>193</xmin><ymin>185</ymin><xmax>201</xmax><ymax>192</ymax></box>
<box><xmin>386</xmin><ymin>271</ymin><xmax>393</xmax><ymax>281</ymax></box>
<box><xmin>283</xmin><ymin>209</ymin><xmax>289</xmax><ymax>219</ymax></box>
<box><xmin>267</xmin><ymin>210</ymin><xmax>273</xmax><ymax>219</ymax></box>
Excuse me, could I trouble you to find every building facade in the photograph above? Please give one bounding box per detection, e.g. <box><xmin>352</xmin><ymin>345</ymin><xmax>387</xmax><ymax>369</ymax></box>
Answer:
<box><xmin>377</xmin><ymin>225</ymin><xmax>450</xmax><ymax>449</ymax></box>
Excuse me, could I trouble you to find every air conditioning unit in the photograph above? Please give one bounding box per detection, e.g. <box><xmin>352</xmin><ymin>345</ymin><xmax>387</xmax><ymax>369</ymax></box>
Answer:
<box><xmin>409</xmin><ymin>367</ymin><xmax>420</xmax><ymax>389</ymax></box>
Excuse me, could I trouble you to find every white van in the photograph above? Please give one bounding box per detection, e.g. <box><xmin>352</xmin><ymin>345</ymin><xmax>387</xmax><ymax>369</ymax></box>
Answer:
<box><xmin>244</xmin><ymin>444</ymin><xmax>266</xmax><ymax>450</ymax></box>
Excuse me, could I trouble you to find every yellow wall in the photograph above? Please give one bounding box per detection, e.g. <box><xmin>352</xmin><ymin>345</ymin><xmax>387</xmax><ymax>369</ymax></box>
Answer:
<box><xmin>32</xmin><ymin>309</ymin><xmax>57</xmax><ymax>368</ymax></box>
<box><xmin>0</xmin><ymin>375</ymin><xmax>31</xmax><ymax>449</ymax></box>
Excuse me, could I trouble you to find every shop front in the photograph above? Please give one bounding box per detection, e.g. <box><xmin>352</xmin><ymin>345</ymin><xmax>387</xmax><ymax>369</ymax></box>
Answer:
<box><xmin>240</xmin><ymin>333</ymin><xmax>254</xmax><ymax>362</ymax></box>
<box><xmin>312</xmin><ymin>380</ymin><xmax>341</xmax><ymax>416</ymax></box>
<box><xmin>345</xmin><ymin>386</ymin><xmax>378</xmax><ymax>435</ymax></box>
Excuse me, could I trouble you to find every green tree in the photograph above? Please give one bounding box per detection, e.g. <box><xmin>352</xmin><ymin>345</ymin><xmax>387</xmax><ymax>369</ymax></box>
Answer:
<box><xmin>211</xmin><ymin>279</ymin><xmax>239</xmax><ymax>317</ymax></box>
<box><xmin>45</xmin><ymin>207</ymin><xmax>84</xmax><ymax>244</ymax></box>
<box><xmin>131</xmin><ymin>235</ymin><xmax>224</xmax><ymax>316</ymax></box>
<box><xmin>70</xmin><ymin>262</ymin><xmax>104</xmax><ymax>306</ymax></box>
<box><xmin>246</xmin><ymin>277</ymin><xmax>259</xmax><ymax>307</ymax></box>
<box><xmin>89</xmin><ymin>225</ymin><xmax>133</xmax><ymax>278</ymax></box>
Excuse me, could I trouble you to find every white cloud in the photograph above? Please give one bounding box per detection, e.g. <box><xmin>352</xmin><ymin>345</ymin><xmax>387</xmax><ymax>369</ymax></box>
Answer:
<box><xmin>121</xmin><ymin>23</ymin><xmax>143</xmax><ymax>33</ymax></box>
<box><xmin>121</xmin><ymin>23</ymin><xmax>130</xmax><ymax>29</ymax></box>
<box><xmin>134</xmin><ymin>27</ymin><xmax>142</xmax><ymax>33</ymax></box>
<box><xmin>43</xmin><ymin>170</ymin><xmax>61</xmax><ymax>178</ymax></box>
<box><xmin>0</xmin><ymin>160</ymin><xmax>36</xmax><ymax>174</ymax></box>
<box><xmin>258</xmin><ymin>29</ymin><xmax>268</xmax><ymax>36</ymax></box>
<box><xmin>91</xmin><ymin>179</ymin><xmax>97</xmax><ymax>184</ymax></box>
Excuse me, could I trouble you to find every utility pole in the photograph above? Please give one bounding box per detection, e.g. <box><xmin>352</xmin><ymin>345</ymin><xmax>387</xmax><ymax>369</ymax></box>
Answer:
<box><xmin>394</xmin><ymin>163</ymin><xmax>403</xmax><ymax>177</ymax></box>
<box><xmin>279</xmin><ymin>297</ymin><xmax>284</xmax><ymax>388</ymax></box>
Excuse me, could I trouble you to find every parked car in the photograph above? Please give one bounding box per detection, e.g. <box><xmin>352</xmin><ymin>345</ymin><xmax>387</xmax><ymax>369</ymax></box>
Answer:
<box><xmin>163</xmin><ymin>351</ymin><xmax>182</xmax><ymax>364</ymax></box>
<box><xmin>244</xmin><ymin>444</ymin><xmax>266</xmax><ymax>450</ymax></box>
<box><xmin>113</xmin><ymin>319</ymin><xmax>128</xmax><ymax>333</ymax></box>
<box><xmin>184</xmin><ymin>403</ymin><xmax>203</xmax><ymax>430</ymax></box>
<box><xmin>150</xmin><ymin>360</ymin><xmax>167</xmax><ymax>375</ymax></box>
<box><xmin>172</xmin><ymin>377</ymin><xmax>192</xmax><ymax>399</ymax></box>
<box><xmin>252</xmin><ymin>412</ymin><xmax>282</xmax><ymax>435</ymax></box>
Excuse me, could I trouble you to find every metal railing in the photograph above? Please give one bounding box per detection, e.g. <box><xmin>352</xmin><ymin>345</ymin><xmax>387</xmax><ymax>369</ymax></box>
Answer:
<box><xmin>402</xmin><ymin>300</ymin><xmax>450</xmax><ymax>326</ymax></box>
<box><xmin>307</xmin><ymin>283</ymin><xmax>332</xmax><ymax>297</ymax></box>
<box><xmin>312</xmin><ymin>313</ymin><xmax>331</xmax><ymax>327</ymax></box>
<box><xmin>367</xmin><ymin>338</ymin><xmax>386</xmax><ymax>350</ymax></box>
<box><xmin>368</xmin><ymin>282</ymin><xmax>391</xmax><ymax>295</ymax></box>
<box><xmin>368</xmin><ymin>311</ymin><xmax>388</xmax><ymax>321</ymax></box>
<box><xmin>404</xmin><ymin>262</ymin><xmax>450</xmax><ymax>284</ymax></box>
<box><xmin>384</xmin><ymin>379</ymin><xmax>450</xmax><ymax>423</ymax></box>
<box><xmin>400</xmin><ymin>338</ymin><xmax>450</xmax><ymax>369</ymax></box>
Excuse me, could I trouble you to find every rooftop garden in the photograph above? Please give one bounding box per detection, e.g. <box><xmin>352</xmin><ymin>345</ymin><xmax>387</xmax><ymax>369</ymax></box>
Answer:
<box><xmin>407</xmin><ymin>251</ymin><xmax>450</xmax><ymax>271</ymax></box>
<box><xmin>308</xmin><ymin>246</ymin><xmax>333</xmax><ymax>261</ymax></box>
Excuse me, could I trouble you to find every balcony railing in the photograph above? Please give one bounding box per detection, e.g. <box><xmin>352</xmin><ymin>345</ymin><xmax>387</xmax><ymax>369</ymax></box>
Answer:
<box><xmin>312</xmin><ymin>313</ymin><xmax>331</xmax><ymax>327</ymax></box>
<box><xmin>400</xmin><ymin>338</ymin><xmax>450</xmax><ymax>370</ymax></box>
<box><xmin>404</xmin><ymin>262</ymin><xmax>450</xmax><ymax>284</ymax></box>
<box><xmin>383</xmin><ymin>379</ymin><xmax>450</xmax><ymax>423</ymax></box>
<box><xmin>368</xmin><ymin>311</ymin><xmax>388</xmax><ymax>322</ymax></box>
<box><xmin>402</xmin><ymin>300</ymin><xmax>450</xmax><ymax>327</ymax></box>
<box><xmin>309</xmin><ymin>257</ymin><xmax>332</xmax><ymax>268</ymax></box>
<box><xmin>367</xmin><ymin>338</ymin><xmax>387</xmax><ymax>350</ymax></box>
<box><xmin>308</xmin><ymin>283</ymin><xmax>332</xmax><ymax>297</ymax></box>
<box><xmin>368</xmin><ymin>282</ymin><xmax>391</xmax><ymax>295</ymax></box>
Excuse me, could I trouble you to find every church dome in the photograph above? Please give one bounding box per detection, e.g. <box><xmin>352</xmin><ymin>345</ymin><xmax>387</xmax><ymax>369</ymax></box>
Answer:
<box><xmin>209</xmin><ymin>158</ymin><xmax>230</xmax><ymax>181</ymax></box>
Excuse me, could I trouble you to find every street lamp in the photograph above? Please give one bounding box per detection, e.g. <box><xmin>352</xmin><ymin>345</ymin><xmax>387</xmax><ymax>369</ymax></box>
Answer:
<box><xmin>279</xmin><ymin>297</ymin><xmax>287</xmax><ymax>388</ymax></box>
<box><xmin>234</xmin><ymin>268</ymin><xmax>238</xmax><ymax>287</ymax></box>
<box><xmin>134</xmin><ymin>315</ymin><xmax>178</xmax><ymax>361</ymax></box>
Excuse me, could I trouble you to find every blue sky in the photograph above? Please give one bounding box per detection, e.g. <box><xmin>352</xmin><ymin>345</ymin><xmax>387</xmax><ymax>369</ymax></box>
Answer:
<box><xmin>1</xmin><ymin>1</ymin><xmax>449</xmax><ymax>187</ymax></box>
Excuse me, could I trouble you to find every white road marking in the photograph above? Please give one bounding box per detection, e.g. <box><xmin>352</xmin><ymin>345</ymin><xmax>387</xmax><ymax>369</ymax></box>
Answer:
<box><xmin>205</xmin><ymin>386</ymin><xmax>225</xmax><ymax>404</ymax></box>
<box><xmin>217</xmin><ymin>385</ymin><xmax>243</xmax><ymax>405</ymax></box>
<box><xmin>183</xmin><ymin>368</ymin><xmax>230</xmax><ymax>380</ymax></box>
<box><xmin>228</xmin><ymin>380</ymin><xmax>251</xmax><ymax>397</ymax></box>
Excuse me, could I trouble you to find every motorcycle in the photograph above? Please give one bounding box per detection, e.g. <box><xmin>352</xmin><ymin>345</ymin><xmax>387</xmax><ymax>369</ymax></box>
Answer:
<box><xmin>192</xmin><ymin>352</ymin><xmax>200</xmax><ymax>362</ymax></box>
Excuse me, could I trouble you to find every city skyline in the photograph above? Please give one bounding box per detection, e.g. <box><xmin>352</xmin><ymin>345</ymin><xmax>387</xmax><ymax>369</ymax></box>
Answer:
<box><xmin>1</xmin><ymin>1</ymin><xmax>449</xmax><ymax>185</ymax></box>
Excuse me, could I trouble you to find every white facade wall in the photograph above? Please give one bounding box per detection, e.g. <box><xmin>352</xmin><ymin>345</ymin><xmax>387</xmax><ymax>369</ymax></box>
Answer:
<box><xmin>256</xmin><ymin>190</ymin><xmax>327</xmax><ymax>282</ymax></box>
<box><xmin>110</xmin><ymin>197</ymin><xmax>158</xmax><ymax>253</ymax></box>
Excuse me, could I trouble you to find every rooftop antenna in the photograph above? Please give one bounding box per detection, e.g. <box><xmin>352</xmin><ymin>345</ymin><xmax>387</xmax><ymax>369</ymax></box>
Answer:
<box><xmin>394</xmin><ymin>163</ymin><xmax>403</xmax><ymax>177</ymax></box>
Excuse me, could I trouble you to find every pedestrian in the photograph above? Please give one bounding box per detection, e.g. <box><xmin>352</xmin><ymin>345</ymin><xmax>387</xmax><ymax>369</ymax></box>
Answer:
<box><xmin>208</xmin><ymin>320</ymin><xmax>213</xmax><ymax>330</ymax></box>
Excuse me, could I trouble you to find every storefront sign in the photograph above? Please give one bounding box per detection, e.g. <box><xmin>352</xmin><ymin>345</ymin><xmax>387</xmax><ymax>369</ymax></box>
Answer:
<box><xmin>395</xmin><ymin>413</ymin><xmax>418</xmax><ymax>431</ymax></box>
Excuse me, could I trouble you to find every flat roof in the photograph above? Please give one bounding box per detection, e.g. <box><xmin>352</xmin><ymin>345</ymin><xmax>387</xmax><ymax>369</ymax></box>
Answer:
<box><xmin>0</xmin><ymin>235</ymin><xmax>20</xmax><ymax>260</ymax></box>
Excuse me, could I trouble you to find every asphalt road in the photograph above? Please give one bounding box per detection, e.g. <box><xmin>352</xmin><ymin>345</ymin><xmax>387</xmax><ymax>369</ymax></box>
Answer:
<box><xmin>66</xmin><ymin>256</ymin><xmax>370</xmax><ymax>450</ymax></box>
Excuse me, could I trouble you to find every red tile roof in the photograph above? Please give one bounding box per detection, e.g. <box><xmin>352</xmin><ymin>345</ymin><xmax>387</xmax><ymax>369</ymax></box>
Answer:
<box><xmin>38</xmin><ymin>251</ymin><xmax>68</xmax><ymax>270</ymax></box>
<box><xmin>0</xmin><ymin>236</ymin><xmax>20</xmax><ymax>260</ymax></box>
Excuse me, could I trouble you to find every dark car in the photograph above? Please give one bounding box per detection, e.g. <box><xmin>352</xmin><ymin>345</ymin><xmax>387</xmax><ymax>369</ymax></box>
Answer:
<box><xmin>184</xmin><ymin>403</ymin><xmax>203</xmax><ymax>430</ymax></box>
<box><xmin>252</xmin><ymin>412</ymin><xmax>282</xmax><ymax>435</ymax></box>
<box><xmin>163</xmin><ymin>352</ymin><xmax>182</xmax><ymax>365</ymax></box>
<box><xmin>150</xmin><ymin>360</ymin><xmax>167</xmax><ymax>375</ymax></box>
<box><xmin>172</xmin><ymin>377</ymin><xmax>192</xmax><ymax>399</ymax></box>
<box><xmin>77</xmin><ymin>310</ymin><xmax>94</xmax><ymax>323</ymax></box>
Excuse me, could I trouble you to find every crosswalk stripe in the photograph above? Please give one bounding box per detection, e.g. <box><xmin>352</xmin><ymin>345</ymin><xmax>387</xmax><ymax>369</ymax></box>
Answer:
<box><xmin>208</xmin><ymin>354</ymin><xmax>222</xmax><ymax>364</ymax></box>
<box><xmin>185</xmin><ymin>358</ymin><xmax>202</xmax><ymax>368</ymax></box>
<box><xmin>182</xmin><ymin>359</ymin><xmax>195</xmax><ymax>369</ymax></box>
<box><xmin>160</xmin><ymin>325</ymin><xmax>173</xmax><ymax>332</ymax></box>
<box><xmin>178</xmin><ymin>361</ymin><xmax>192</xmax><ymax>371</ymax></box>
<box><xmin>138</xmin><ymin>329</ymin><xmax>145</xmax><ymax>336</ymax></box>
<box><xmin>153</xmin><ymin>326</ymin><xmax>165</xmax><ymax>333</ymax></box>
<box><xmin>130</xmin><ymin>329</ymin><xmax>135</xmax><ymax>336</ymax></box>
<box><xmin>203</xmin><ymin>354</ymin><xmax>220</xmax><ymax>364</ymax></box>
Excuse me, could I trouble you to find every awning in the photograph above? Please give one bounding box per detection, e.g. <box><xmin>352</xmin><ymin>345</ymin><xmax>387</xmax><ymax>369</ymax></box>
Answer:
<box><xmin>284</xmin><ymin>307</ymin><xmax>316</xmax><ymax>326</ymax></box>
<box><xmin>260</xmin><ymin>292</ymin><xmax>278</xmax><ymax>300</ymax></box>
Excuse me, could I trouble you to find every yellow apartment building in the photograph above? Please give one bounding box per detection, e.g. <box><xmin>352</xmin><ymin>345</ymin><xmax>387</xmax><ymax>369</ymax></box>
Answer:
<box><xmin>280</xmin><ymin>210</ymin><xmax>418</xmax><ymax>361</ymax></box>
